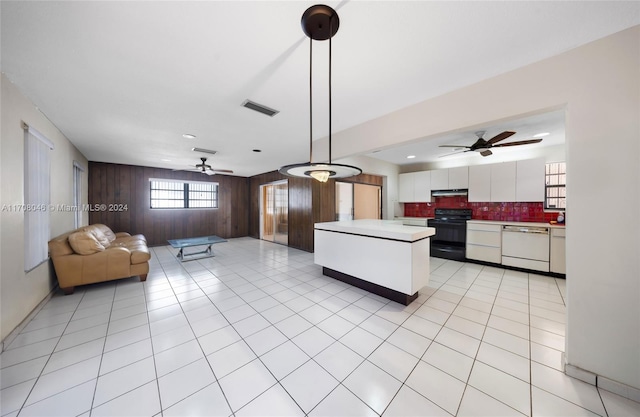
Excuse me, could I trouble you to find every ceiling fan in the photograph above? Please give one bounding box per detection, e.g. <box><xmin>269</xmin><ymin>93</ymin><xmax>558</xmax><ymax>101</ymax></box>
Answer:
<box><xmin>439</xmin><ymin>131</ymin><xmax>542</xmax><ymax>157</ymax></box>
<box><xmin>186</xmin><ymin>157</ymin><xmax>233</xmax><ymax>175</ymax></box>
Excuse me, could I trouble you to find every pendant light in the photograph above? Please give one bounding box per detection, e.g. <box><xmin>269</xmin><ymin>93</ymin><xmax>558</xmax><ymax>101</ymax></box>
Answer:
<box><xmin>279</xmin><ymin>4</ymin><xmax>362</xmax><ymax>182</ymax></box>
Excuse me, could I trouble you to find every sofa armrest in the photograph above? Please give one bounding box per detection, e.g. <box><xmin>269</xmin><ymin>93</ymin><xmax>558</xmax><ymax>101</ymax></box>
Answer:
<box><xmin>51</xmin><ymin>254</ymin><xmax>85</xmax><ymax>285</ymax></box>
<box><xmin>115</xmin><ymin>232</ymin><xmax>131</xmax><ymax>238</ymax></box>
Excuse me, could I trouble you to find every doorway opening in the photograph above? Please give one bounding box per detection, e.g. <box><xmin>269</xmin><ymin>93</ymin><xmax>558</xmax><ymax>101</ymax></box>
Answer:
<box><xmin>260</xmin><ymin>180</ymin><xmax>288</xmax><ymax>245</ymax></box>
<box><xmin>336</xmin><ymin>182</ymin><xmax>382</xmax><ymax>220</ymax></box>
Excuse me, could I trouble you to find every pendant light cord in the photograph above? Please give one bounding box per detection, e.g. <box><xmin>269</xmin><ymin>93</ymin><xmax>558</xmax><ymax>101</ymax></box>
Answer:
<box><xmin>308</xmin><ymin>11</ymin><xmax>335</xmax><ymax>165</ymax></box>
<box><xmin>309</xmin><ymin>37</ymin><xmax>313</xmax><ymax>164</ymax></box>
<box><xmin>329</xmin><ymin>18</ymin><xmax>333</xmax><ymax>164</ymax></box>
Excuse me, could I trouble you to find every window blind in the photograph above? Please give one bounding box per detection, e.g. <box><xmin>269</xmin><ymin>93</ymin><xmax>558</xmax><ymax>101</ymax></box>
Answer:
<box><xmin>73</xmin><ymin>161</ymin><xmax>85</xmax><ymax>228</ymax></box>
<box><xmin>24</xmin><ymin>124</ymin><xmax>54</xmax><ymax>272</ymax></box>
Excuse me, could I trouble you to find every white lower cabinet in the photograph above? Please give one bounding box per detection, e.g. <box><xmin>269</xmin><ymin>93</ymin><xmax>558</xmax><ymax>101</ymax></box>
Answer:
<box><xmin>550</xmin><ymin>228</ymin><xmax>566</xmax><ymax>274</ymax></box>
<box><xmin>400</xmin><ymin>218</ymin><xmax>428</xmax><ymax>227</ymax></box>
<box><xmin>466</xmin><ymin>221</ymin><xmax>565</xmax><ymax>275</ymax></box>
<box><xmin>466</xmin><ymin>222</ymin><xmax>502</xmax><ymax>263</ymax></box>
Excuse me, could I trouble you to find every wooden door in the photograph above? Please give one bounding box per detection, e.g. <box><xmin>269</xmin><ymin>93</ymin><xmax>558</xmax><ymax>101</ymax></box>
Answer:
<box><xmin>354</xmin><ymin>183</ymin><xmax>381</xmax><ymax>220</ymax></box>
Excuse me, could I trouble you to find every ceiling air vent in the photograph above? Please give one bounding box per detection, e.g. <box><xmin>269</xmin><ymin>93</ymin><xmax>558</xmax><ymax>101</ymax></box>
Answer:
<box><xmin>241</xmin><ymin>99</ymin><xmax>279</xmax><ymax>117</ymax></box>
<box><xmin>191</xmin><ymin>147</ymin><xmax>217</xmax><ymax>155</ymax></box>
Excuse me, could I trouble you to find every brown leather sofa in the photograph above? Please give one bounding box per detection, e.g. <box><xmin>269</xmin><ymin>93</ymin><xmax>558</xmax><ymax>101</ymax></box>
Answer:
<box><xmin>48</xmin><ymin>224</ymin><xmax>150</xmax><ymax>294</ymax></box>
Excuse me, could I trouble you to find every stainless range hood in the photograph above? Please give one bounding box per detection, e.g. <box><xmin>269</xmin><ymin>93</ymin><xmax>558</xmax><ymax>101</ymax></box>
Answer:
<box><xmin>431</xmin><ymin>189</ymin><xmax>468</xmax><ymax>197</ymax></box>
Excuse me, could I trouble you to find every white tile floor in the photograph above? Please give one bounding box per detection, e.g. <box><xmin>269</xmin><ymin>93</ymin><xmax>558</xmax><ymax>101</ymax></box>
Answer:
<box><xmin>2</xmin><ymin>237</ymin><xmax>640</xmax><ymax>417</ymax></box>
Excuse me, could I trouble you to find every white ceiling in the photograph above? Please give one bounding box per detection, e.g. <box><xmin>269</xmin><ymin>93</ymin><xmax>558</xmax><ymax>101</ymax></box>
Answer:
<box><xmin>1</xmin><ymin>1</ymin><xmax>638</xmax><ymax>177</ymax></box>
<box><xmin>367</xmin><ymin>109</ymin><xmax>566</xmax><ymax>167</ymax></box>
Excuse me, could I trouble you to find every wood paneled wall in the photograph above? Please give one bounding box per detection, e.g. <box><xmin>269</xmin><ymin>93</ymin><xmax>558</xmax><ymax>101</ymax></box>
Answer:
<box><xmin>88</xmin><ymin>162</ymin><xmax>383</xmax><ymax>252</ymax></box>
<box><xmin>337</xmin><ymin>173</ymin><xmax>384</xmax><ymax>187</ymax></box>
<box><xmin>248</xmin><ymin>171</ymin><xmax>321</xmax><ymax>252</ymax></box>
<box><xmin>88</xmin><ymin>162</ymin><xmax>249</xmax><ymax>246</ymax></box>
<box><xmin>249</xmin><ymin>171</ymin><xmax>382</xmax><ymax>253</ymax></box>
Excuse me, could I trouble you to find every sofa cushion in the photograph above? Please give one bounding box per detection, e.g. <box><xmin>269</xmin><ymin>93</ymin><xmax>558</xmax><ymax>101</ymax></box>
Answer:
<box><xmin>68</xmin><ymin>231</ymin><xmax>105</xmax><ymax>255</ymax></box>
<box><xmin>114</xmin><ymin>235</ymin><xmax>146</xmax><ymax>245</ymax></box>
<box><xmin>92</xmin><ymin>224</ymin><xmax>117</xmax><ymax>243</ymax></box>
<box><xmin>90</xmin><ymin>227</ymin><xmax>111</xmax><ymax>248</ymax></box>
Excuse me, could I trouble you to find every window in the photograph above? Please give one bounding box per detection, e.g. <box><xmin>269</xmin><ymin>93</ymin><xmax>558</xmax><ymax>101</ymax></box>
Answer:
<box><xmin>545</xmin><ymin>162</ymin><xmax>566</xmax><ymax>210</ymax></box>
<box><xmin>24</xmin><ymin>124</ymin><xmax>54</xmax><ymax>272</ymax></box>
<box><xmin>150</xmin><ymin>179</ymin><xmax>218</xmax><ymax>209</ymax></box>
<box><xmin>73</xmin><ymin>161</ymin><xmax>85</xmax><ymax>228</ymax></box>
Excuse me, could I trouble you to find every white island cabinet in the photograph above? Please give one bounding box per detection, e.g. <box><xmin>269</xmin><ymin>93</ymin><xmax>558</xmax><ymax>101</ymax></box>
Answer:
<box><xmin>314</xmin><ymin>220</ymin><xmax>435</xmax><ymax>305</ymax></box>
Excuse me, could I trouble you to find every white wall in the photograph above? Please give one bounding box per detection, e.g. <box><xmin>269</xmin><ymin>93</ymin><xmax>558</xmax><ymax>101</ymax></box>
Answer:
<box><xmin>331</xmin><ymin>27</ymin><xmax>640</xmax><ymax>390</ymax></box>
<box><xmin>403</xmin><ymin>144</ymin><xmax>566</xmax><ymax>172</ymax></box>
<box><xmin>1</xmin><ymin>73</ymin><xmax>89</xmax><ymax>342</ymax></box>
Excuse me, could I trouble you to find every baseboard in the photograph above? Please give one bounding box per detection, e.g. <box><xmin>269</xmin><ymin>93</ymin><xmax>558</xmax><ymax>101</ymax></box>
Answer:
<box><xmin>598</xmin><ymin>376</ymin><xmax>640</xmax><ymax>403</ymax></box>
<box><xmin>565</xmin><ymin>364</ymin><xmax>597</xmax><ymax>385</ymax></box>
<box><xmin>564</xmin><ymin>363</ymin><xmax>640</xmax><ymax>403</ymax></box>
<box><xmin>322</xmin><ymin>267</ymin><xmax>418</xmax><ymax>306</ymax></box>
<box><xmin>1</xmin><ymin>285</ymin><xmax>58</xmax><ymax>353</ymax></box>
<box><xmin>464</xmin><ymin>258</ymin><xmax>566</xmax><ymax>279</ymax></box>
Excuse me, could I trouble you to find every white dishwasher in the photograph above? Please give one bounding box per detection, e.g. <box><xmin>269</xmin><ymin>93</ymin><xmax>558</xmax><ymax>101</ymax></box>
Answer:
<box><xmin>501</xmin><ymin>225</ymin><xmax>550</xmax><ymax>272</ymax></box>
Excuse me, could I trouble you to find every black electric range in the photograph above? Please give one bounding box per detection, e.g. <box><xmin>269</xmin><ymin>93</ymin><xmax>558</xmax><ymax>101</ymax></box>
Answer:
<box><xmin>427</xmin><ymin>208</ymin><xmax>473</xmax><ymax>261</ymax></box>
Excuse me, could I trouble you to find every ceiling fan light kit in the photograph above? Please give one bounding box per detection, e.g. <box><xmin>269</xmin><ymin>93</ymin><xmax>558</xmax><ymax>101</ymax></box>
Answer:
<box><xmin>278</xmin><ymin>4</ymin><xmax>362</xmax><ymax>182</ymax></box>
<box><xmin>186</xmin><ymin>157</ymin><xmax>233</xmax><ymax>175</ymax></box>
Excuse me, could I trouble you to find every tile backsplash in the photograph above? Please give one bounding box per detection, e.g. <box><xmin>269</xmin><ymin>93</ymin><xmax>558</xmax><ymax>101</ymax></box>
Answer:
<box><xmin>403</xmin><ymin>196</ymin><xmax>559</xmax><ymax>223</ymax></box>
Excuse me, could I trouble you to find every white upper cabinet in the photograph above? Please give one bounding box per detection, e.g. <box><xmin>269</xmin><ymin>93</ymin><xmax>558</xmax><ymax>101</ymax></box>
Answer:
<box><xmin>398</xmin><ymin>171</ymin><xmax>431</xmax><ymax>202</ymax></box>
<box><xmin>414</xmin><ymin>171</ymin><xmax>431</xmax><ymax>202</ymax></box>
<box><xmin>402</xmin><ymin>159</ymin><xmax>541</xmax><ymax>203</ymax></box>
<box><xmin>431</xmin><ymin>167</ymin><xmax>468</xmax><ymax>190</ymax></box>
<box><xmin>430</xmin><ymin>169</ymin><xmax>448</xmax><ymax>190</ymax></box>
<box><xmin>468</xmin><ymin>164</ymin><xmax>491</xmax><ymax>202</ymax></box>
<box><xmin>490</xmin><ymin>161</ymin><xmax>517</xmax><ymax>202</ymax></box>
<box><xmin>448</xmin><ymin>166</ymin><xmax>469</xmax><ymax>189</ymax></box>
<box><xmin>516</xmin><ymin>158</ymin><xmax>545</xmax><ymax>202</ymax></box>
<box><xmin>398</xmin><ymin>172</ymin><xmax>414</xmax><ymax>203</ymax></box>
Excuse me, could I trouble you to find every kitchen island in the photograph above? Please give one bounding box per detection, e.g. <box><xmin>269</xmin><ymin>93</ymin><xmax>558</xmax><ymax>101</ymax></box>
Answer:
<box><xmin>314</xmin><ymin>220</ymin><xmax>436</xmax><ymax>305</ymax></box>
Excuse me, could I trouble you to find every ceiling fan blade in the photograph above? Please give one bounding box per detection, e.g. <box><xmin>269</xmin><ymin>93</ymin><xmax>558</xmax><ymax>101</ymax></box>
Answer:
<box><xmin>492</xmin><ymin>138</ymin><xmax>543</xmax><ymax>147</ymax></box>
<box><xmin>439</xmin><ymin>145</ymin><xmax>469</xmax><ymax>148</ymax></box>
<box><xmin>439</xmin><ymin>150</ymin><xmax>470</xmax><ymax>158</ymax></box>
<box><xmin>480</xmin><ymin>150</ymin><xmax>493</xmax><ymax>157</ymax></box>
<box><xmin>211</xmin><ymin>169</ymin><xmax>234</xmax><ymax>174</ymax></box>
<box><xmin>486</xmin><ymin>131</ymin><xmax>516</xmax><ymax>145</ymax></box>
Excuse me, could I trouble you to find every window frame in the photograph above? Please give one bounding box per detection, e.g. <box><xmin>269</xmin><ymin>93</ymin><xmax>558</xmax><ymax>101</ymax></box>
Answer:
<box><xmin>149</xmin><ymin>178</ymin><xmax>219</xmax><ymax>209</ymax></box>
<box><xmin>544</xmin><ymin>161</ymin><xmax>566</xmax><ymax>211</ymax></box>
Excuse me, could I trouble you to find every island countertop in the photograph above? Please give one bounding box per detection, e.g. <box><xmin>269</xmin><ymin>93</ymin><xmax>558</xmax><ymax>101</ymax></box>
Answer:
<box><xmin>314</xmin><ymin>219</ymin><xmax>435</xmax><ymax>242</ymax></box>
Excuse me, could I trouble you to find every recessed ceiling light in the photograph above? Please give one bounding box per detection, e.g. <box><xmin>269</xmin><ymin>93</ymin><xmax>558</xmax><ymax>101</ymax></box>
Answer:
<box><xmin>182</xmin><ymin>134</ymin><xmax>196</xmax><ymax>139</ymax></box>
<box><xmin>533</xmin><ymin>132</ymin><xmax>550</xmax><ymax>137</ymax></box>
<box><xmin>161</xmin><ymin>159</ymin><xmax>171</xmax><ymax>162</ymax></box>
<box><xmin>407</xmin><ymin>155</ymin><xmax>416</xmax><ymax>159</ymax></box>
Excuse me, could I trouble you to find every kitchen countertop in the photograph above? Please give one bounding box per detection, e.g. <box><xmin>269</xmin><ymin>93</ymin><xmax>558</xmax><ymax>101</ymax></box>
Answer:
<box><xmin>467</xmin><ymin>219</ymin><xmax>566</xmax><ymax>228</ymax></box>
<box><xmin>315</xmin><ymin>219</ymin><xmax>435</xmax><ymax>241</ymax></box>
